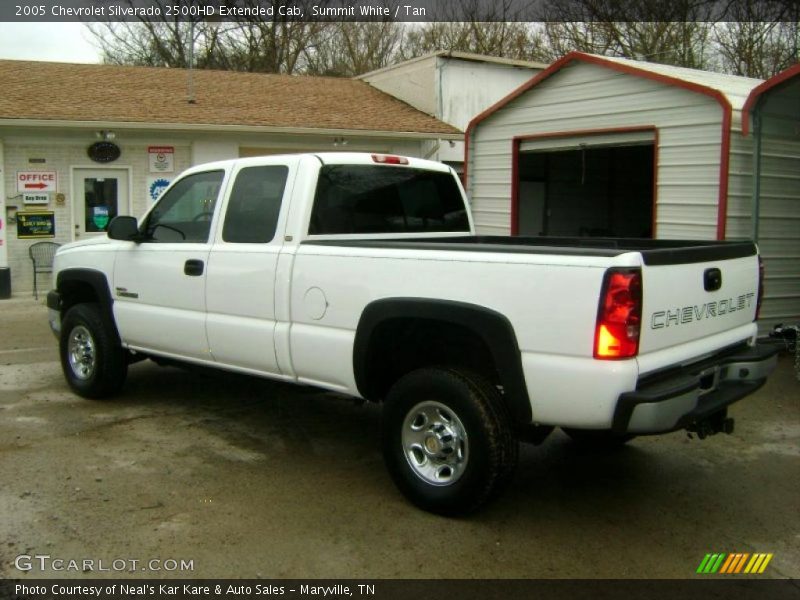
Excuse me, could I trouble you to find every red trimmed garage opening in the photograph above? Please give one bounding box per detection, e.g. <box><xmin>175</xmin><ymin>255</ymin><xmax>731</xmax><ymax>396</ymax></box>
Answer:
<box><xmin>513</xmin><ymin>129</ymin><xmax>657</xmax><ymax>238</ymax></box>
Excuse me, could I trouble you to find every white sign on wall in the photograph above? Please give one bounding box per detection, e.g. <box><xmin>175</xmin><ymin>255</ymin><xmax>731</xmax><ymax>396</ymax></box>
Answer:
<box><xmin>23</xmin><ymin>193</ymin><xmax>49</xmax><ymax>205</ymax></box>
<box><xmin>148</xmin><ymin>146</ymin><xmax>174</xmax><ymax>173</ymax></box>
<box><xmin>17</xmin><ymin>171</ymin><xmax>57</xmax><ymax>193</ymax></box>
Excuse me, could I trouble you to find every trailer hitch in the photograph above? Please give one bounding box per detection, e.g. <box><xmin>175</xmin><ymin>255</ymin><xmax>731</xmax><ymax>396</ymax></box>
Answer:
<box><xmin>687</xmin><ymin>411</ymin><xmax>735</xmax><ymax>440</ymax></box>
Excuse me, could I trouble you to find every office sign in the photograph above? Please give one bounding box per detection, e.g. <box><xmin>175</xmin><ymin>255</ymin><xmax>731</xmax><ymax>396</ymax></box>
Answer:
<box><xmin>17</xmin><ymin>171</ymin><xmax>57</xmax><ymax>193</ymax></box>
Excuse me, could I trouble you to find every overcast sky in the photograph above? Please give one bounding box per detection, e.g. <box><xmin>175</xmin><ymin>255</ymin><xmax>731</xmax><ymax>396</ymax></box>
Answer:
<box><xmin>0</xmin><ymin>23</ymin><xmax>101</xmax><ymax>63</ymax></box>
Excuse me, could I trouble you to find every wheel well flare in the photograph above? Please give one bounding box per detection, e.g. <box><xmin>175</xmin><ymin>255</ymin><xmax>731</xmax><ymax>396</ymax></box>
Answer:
<box><xmin>353</xmin><ymin>299</ymin><xmax>532</xmax><ymax>425</ymax></box>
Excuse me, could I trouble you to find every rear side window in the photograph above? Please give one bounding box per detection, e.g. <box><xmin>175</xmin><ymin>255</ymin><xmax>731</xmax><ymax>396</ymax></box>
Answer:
<box><xmin>309</xmin><ymin>165</ymin><xmax>469</xmax><ymax>235</ymax></box>
<box><xmin>223</xmin><ymin>166</ymin><xmax>289</xmax><ymax>243</ymax></box>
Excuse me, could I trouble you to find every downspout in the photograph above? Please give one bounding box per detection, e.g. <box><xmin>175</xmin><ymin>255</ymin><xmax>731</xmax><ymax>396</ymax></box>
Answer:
<box><xmin>435</xmin><ymin>56</ymin><xmax>444</xmax><ymax>163</ymax></box>
<box><xmin>437</xmin><ymin>56</ymin><xmax>444</xmax><ymax>124</ymax></box>
<box><xmin>751</xmin><ymin>109</ymin><xmax>763</xmax><ymax>242</ymax></box>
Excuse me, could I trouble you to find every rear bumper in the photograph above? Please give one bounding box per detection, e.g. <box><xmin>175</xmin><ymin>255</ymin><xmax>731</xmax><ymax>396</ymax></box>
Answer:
<box><xmin>612</xmin><ymin>343</ymin><xmax>779</xmax><ymax>434</ymax></box>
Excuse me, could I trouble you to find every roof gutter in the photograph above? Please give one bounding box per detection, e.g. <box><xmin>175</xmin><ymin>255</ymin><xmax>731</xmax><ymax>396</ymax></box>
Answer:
<box><xmin>357</xmin><ymin>50</ymin><xmax>547</xmax><ymax>80</ymax></box>
<box><xmin>0</xmin><ymin>118</ymin><xmax>463</xmax><ymax>141</ymax></box>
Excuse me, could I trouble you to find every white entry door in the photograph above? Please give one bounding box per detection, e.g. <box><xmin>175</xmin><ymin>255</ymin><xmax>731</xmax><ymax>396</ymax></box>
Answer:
<box><xmin>72</xmin><ymin>168</ymin><xmax>130</xmax><ymax>240</ymax></box>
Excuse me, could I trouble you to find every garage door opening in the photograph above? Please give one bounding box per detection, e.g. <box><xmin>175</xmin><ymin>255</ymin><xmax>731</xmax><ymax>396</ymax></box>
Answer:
<box><xmin>515</xmin><ymin>136</ymin><xmax>655</xmax><ymax>239</ymax></box>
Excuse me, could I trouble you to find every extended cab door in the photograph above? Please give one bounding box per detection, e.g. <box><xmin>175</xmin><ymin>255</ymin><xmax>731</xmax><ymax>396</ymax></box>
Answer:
<box><xmin>204</xmin><ymin>158</ymin><xmax>296</xmax><ymax>374</ymax></box>
<box><xmin>113</xmin><ymin>169</ymin><xmax>226</xmax><ymax>360</ymax></box>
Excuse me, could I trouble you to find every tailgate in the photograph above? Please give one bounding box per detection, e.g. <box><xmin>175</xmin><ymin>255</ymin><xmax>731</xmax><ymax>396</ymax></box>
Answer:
<box><xmin>638</xmin><ymin>246</ymin><xmax>759</xmax><ymax>356</ymax></box>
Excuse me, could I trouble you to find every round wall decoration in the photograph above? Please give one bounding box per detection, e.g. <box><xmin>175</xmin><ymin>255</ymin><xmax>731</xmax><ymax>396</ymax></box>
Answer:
<box><xmin>87</xmin><ymin>141</ymin><xmax>121</xmax><ymax>163</ymax></box>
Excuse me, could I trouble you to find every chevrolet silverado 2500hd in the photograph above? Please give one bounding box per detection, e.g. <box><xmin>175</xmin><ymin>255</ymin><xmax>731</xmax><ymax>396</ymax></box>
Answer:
<box><xmin>47</xmin><ymin>153</ymin><xmax>778</xmax><ymax>514</ymax></box>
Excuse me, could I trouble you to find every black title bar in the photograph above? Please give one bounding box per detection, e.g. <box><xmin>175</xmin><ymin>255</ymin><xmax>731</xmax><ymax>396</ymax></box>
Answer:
<box><xmin>2</xmin><ymin>579</ymin><xmax>799</xmax><ymax>600</ymax></box>
<box><xmin>2</xmin><ymin>0</ymin><xmax>792</xmax><ymax>23</ymax></box>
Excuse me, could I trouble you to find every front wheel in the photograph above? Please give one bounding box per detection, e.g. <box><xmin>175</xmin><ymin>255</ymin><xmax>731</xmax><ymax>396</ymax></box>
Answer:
<box><xmin>382</xmin><ymin>368</ymin><xmax>518</xmax><ymax>516</ymax></box>
<box><xmin>59</xmin><ymin>303</ymin><xmax>127</xmax><ymax>399</ymax></box>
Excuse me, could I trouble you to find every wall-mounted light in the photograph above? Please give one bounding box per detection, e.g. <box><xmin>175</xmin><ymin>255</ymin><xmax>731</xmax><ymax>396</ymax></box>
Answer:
<box><xmin>96</xmin><ymin>130</ymin><xmax>116</xmax><ymax>141</ymax></box>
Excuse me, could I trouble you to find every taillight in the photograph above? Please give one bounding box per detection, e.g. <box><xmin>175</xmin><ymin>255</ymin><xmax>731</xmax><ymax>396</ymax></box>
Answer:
<box><xmin>594</xmin><ymin>268</ymin><xmax>642</xmax><ymax>360</ymax></box>
<box><xmin>371</xmin><ymin>154</ymin><xmax>409</xmax><ymax>165</ymax></box>
<box><xmin>755</xmin><ymin>256</ymin><xmax>765</xmax><ymax>321</ymax></box>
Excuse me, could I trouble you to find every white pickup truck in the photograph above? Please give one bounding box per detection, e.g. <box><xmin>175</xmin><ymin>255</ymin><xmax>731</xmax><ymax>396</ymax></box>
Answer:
<box><xmin>47</xmin><ymin>152</ymin><xmax>778</xmax><ymax>514</ymax></box>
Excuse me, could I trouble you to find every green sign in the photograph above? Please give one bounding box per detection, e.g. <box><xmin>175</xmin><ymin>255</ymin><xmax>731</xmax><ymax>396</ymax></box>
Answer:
<box><xmin>93</xmin><ymin>206</ymin><xmax>110</xmax><ymax>230</ymax></box>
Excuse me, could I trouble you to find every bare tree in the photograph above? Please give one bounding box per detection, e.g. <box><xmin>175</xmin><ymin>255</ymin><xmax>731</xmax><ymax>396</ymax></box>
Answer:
<box><xmin>400</xmin><ymin>21</ymin><xmax>548</xmax><ymax>62</ymax></box>
<box><xmin>541</xmin><ymin>0</ymin><xmax>717</xmax><ymax>69</ymax></box>
<box><xmin>303</xmin><ymin>21</ymin><xmax>404</xmax><ymax>76</ymax></box>
<box><xmin>88</xmin><ymin>0</ymin><xmax>800</xmax><ymax>80</ymax></box>
<box><xmin>91</xmin><ymin>20</ymin><xmax>200</xmax><ymax>68</ymax></box>
<box><xmin>89</xmin><ymin>0</ymin><xmax>332</xmax><ymax>74</ymax></box>
<box><xmin>215</xmin><ymin>20</ymin><xmax>329</xmax><ymax>73</ymax></box>
<box><xmin>398</xmin><ymin>0</ymin><xmax>550</xmax><ymax>62</ymax></box>
<box><xmin>713</xmin><ymin>0</ymin><xmax>798</xmax><ymax>78</ymax></box>
<box><xmin>89</xmin><ymin>0</ymin><xmax>236</xmax><ymax>69</ymax></box>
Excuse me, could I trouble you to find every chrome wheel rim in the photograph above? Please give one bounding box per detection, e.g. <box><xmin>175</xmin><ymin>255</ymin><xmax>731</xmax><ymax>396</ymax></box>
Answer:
<box><xmin>68</xmin><ymin>325</ymin><xmax>96</xmax><ymax>380</ymax></box>
<box><xmin>401</xmin><ymin>401</ymin><xmax>468</xmax><ymax>486</ymax></box>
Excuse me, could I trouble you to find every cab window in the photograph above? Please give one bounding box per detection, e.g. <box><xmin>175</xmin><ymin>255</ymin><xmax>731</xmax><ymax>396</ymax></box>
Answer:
<box><xmin>145</xmin><ymin>170</ymin><xmax>224</xmax><ymax>242</ymax></box>
<box><xmin>222</xmin><ymin>166</ymin><xmax>289</xmax><ymax>243</ymax></box>
<box><xmin>309</xmin><ymin>165</ymin><xmax>469</xmax><ymax>235</ymax></box>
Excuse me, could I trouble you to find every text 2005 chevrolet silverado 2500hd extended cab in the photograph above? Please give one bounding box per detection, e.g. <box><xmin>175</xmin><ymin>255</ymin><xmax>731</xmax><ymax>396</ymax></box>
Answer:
<box><xmin>47</xmin><ymin>153</ymin><xmax>778</xmax><ymax>514</ymax></box>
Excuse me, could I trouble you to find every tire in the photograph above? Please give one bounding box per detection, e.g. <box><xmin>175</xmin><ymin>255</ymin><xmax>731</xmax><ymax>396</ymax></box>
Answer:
<box><xmin>382</xmin><ymin>367</ymin><xmax>518</xmax><ymax>516</ymax></box>
<box><xmin>561</xmin><ymin>428</ymin><xmax>636</xmax><ymax>448</ymax></box>
<box><xmin>59</xmin><ymin>303</ymin><xmax>127</xmax><ymax>399</ymax></box>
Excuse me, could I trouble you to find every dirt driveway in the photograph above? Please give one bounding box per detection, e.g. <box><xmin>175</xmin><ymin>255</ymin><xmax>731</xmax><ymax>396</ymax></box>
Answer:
<box><xmin>1</xmin><ymin>298</ymin><xmax>798</xmax><ymax>579</ymax></box>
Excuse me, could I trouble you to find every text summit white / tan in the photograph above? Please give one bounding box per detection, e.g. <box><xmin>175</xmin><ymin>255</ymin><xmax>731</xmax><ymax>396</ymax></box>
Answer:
<box><xmin>46</xmin><ymin>152</ymin><xmax>778</xmax><ymax>515</ymax></box>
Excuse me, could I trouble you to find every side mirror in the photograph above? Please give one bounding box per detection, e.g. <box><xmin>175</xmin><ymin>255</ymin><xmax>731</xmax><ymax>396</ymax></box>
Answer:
<box><xmin>107</xmin><ymin>216</ymin><xmax>141</xmax><ymax>241</ymax></box>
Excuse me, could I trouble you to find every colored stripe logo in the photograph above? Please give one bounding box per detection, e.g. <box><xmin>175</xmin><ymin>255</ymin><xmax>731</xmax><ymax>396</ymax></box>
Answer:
<box><xmin>697</xmin><ymin>553</ymin><xmax>773</xmax><ymax>574</ymax></box>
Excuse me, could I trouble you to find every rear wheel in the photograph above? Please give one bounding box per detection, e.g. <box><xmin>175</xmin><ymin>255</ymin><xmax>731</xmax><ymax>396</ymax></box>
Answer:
<box><xmin>382</xmin><ymin>367</ymin><xmax>518</xmax><ymax>516</ymax></box>
<box><xmin>60</xmin><ymin>303</ymin><xmax>127</xmax><ymax>399</ymax></box>
<box><xmin>562</xmin><ymin>428</ymin><xmax>636</xmax><ymax>447</ymax></box>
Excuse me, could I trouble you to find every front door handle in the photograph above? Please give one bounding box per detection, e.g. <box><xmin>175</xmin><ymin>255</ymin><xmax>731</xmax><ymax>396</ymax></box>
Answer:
<box><xmin>184</xmin><ymin>259</ymin><xmax>204</xmax><ymax>276</ymax></box>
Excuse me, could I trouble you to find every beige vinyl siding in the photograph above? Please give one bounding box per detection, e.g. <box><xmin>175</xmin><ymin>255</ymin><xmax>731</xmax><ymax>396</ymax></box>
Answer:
<box><xmin>725</xmin><ymin>130</ymin><xmax>755</xmax><ymax>241</ymax></box>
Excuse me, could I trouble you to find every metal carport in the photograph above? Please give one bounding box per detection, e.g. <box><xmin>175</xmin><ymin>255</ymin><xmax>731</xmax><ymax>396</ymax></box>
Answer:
<box><xmin>743</xmin><ymin>63</ymin><xmax>800</xmax><ymax>334</ymax></box>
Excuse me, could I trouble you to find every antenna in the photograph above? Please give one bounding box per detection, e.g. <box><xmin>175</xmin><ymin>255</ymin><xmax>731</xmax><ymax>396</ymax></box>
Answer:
<box><xmin>187</xmin><ymin>18</ymin><xmax>196</xmax><ymax>104</ymax></box>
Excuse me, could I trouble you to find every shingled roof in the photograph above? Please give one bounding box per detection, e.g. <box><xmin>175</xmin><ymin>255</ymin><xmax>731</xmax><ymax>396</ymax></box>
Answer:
<box><xmin>0</xmin><ymin>60</ymin><xmax>460</xmax><ymax>136</ymax></box>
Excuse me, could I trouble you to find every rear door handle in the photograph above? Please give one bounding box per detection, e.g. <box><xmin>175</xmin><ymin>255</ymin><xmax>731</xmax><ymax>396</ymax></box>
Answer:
<box><xmin>184</xmin><ymin>259</ymin><xmax>204</xmax><ymax>276</ymax></box>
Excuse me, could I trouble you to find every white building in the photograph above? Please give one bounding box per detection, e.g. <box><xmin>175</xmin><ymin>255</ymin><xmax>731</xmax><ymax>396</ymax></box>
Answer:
<box><xmin>0</xmin><ymin>60</ymin><xmax>460</xmax><ymax>296</ymax></box>
<box><xmin>359</xmin><ymin>51</ymin><xmax>546</xmax><ymax>170</ymax></box>
<box><xmin>465</xmin><ymin>51</ymin><xmax>799</xmax><ymax>332</ymax></box>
